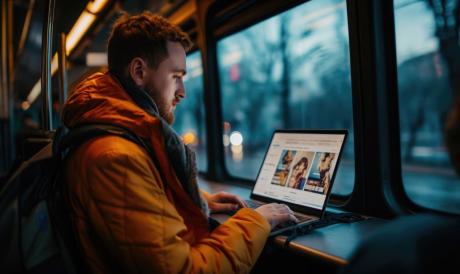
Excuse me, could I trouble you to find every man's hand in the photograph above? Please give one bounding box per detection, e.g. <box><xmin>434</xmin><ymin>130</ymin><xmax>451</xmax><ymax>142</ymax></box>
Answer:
<box><xmin>202</xmin><ymin>191</ymin><xmax>248</xmax><ymax>213</ymax></box>
<box><xmin>255</xmin><ymin>203</ymin><xmax>298</xmax><ymax>229</ymax></box>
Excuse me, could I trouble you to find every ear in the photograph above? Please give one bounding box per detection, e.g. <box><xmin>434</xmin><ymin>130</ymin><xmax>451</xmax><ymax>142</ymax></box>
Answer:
<box><xmin>128</xmin><ymin>57</ymin><xmax>148</xmax><ymax>87</ymax></box>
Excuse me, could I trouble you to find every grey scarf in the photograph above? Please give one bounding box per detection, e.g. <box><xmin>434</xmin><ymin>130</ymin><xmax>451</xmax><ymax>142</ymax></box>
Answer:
<box><xmin>111</xmin><ymin>72</ymin><xmax>209</xmax><ymax>216</ymax></box>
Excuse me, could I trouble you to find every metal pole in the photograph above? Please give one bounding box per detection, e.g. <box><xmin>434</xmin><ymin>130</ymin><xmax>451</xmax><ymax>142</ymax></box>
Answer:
<box><xmin>40</xmin><ymin>0</ymin><xmax>55</xmax><ymax>131</ymax></box>
<box><xmin>1</xmin><ymin>0</ymin><xmax>9</xmax><ymax>120</ymax></box>
<box><xmin>58</xmin><ymin>32</ymin><xmax>67</xmax><ymax>118</ymax></box>
<box><xmin>17</xmin><ymin>0</ymin><xmax>36</xmax><ymax>59</ymax></box>
<box><xmin>1</xmin><ymin>0</ymin><xmax>14</xmax><ymax>174</ymax></box>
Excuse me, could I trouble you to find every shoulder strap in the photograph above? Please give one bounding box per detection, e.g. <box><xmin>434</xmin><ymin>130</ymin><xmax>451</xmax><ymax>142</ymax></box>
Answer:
<box><xmin>55</xmin><ymin>123</ymin><xmax>155</xmax><ymax>159</ymax></box>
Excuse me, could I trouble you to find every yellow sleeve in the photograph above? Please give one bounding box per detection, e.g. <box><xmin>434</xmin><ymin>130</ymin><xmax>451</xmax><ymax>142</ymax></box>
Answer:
<box><xmin>85</xmin><ymin>141</ymin><xmax>271</xmax><ymax>274</ymax></box>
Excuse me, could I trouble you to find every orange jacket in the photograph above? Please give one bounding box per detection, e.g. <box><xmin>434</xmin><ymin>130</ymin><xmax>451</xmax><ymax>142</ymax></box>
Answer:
<box><xmin>62</xmin><ymin>72</ymin><xmax>271</xmax><ymax>274</ymax></box>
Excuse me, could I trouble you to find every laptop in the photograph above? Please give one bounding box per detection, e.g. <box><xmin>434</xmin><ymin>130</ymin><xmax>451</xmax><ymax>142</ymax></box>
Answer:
<box><xmin>245</xmin><ymin>129</ymin><xmax>348</xmax><ymax>236</ymax></box>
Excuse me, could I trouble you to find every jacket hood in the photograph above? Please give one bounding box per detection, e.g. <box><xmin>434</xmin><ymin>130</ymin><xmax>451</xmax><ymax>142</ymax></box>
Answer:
<box><xmin>62</xmin><ymin>72</ymin><xmax>160</xmax><ymax>140</ymax></box>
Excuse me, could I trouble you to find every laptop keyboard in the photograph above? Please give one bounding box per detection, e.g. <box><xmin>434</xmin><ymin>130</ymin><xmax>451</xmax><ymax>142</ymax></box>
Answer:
<box><xmin>245</xmin><ymin>200</ymin><xmax>262</xmax><ymax>209</ymax></box>
<box><xmin>294</xmin><ymin>214</ymin><xmax>312</xmax><ymax>222</ymax></box>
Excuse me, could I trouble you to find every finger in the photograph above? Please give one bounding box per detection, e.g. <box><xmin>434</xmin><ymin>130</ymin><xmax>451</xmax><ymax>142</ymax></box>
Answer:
<box><xmin>216</xmin><ymin>192</ymin><xmax>239</xmax><ymax>201</ymax></box>
<box><xmin>276</xmin><ymin>213</ymin><xmax>293</xmax><ymax>224</ymax></box>
<box><xmin>233</xmin><ymin>199</ymin><xmax>247</xmax><ymax>208</ymax></box>
<box><xmin>280</xmin><ymin>212</ymin><xmax>298</xmax><ymax>223</ymax></box>
<box><xmin>217</xmin><ymin>192</ymin><xmax>247</xmax><ymax>208</ymax></box>
<box><xmin>212</xmin><ymin>203</ymin><xmax>239</xmax><ymax>213</ymax></box>
<box><xmin>235</xmin><ymin>197</ymin><xmax>247</xmax><ymax>208</ymax></box>
<box><xmin>270</xmin><ymin>203</ymin><xmax>285</xmax><ymax>210</ymax></box>
<box><xmin>274</xmin><ymin>203</ymin><xmax>290</xmax><ymax>213</ymax></box>
<box><xmin>282</xmin><ymin>204</ymin><xmax>295</xmax><ymax>215</ymax></box>
<box><xmin>270</xmin><ymin>203</ymin><xmax>283</xmax><ymax>212</ymax></box>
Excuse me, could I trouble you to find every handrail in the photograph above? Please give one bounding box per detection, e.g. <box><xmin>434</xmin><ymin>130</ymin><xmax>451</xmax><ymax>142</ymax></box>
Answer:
<box><xmin>17</xmin><ymin>0</ymin><xmax>36</xmax><ymax>60</ymax></box>
<box><xmin>58</xmin><ymin>32</ymin><xmax>68</xmax><ymax>118</ymax></box>
<box><xmin>40</xmin><ymin>0</ymin><xmax>56</xmax><ymax>131</ymax></box>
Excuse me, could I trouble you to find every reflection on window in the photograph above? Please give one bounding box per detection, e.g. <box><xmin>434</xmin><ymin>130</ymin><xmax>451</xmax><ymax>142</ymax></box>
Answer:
<box><xmin>394</xmin><ymin>0</ymin><xmax>460</xmax><ymax>213</ymax></box>
<box><xmin>217</xmin><ymin>0</ymin><xmax>354</xmax><ymax>195</ymax></box>
<box><xmin>173</xmin><ymin>51</ymin><xmax>207</xmax><ymax>171</ymax></box>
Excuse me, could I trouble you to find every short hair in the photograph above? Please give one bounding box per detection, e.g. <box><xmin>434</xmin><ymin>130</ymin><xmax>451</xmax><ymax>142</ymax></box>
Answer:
<box><xmin>107</xmin><ymin>11</ymin><xmax>192</xmax><ymax>74</ymax></box>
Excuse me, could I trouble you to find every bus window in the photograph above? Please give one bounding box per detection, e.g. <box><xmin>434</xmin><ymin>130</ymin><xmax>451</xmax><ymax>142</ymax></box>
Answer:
<box><xmin>217</xmin><ymin>0</ymin><xmax>354</xmax><ymax>195</ymax></box>
<box><xmin>394</xmin><ymin>0</ymin><xmax>460</xmax><ymax>213</ymax></box>
<box><xmin>173</xmin><ymin>51</ymin><xmax>207</xmax><ymax>171</ymax></box>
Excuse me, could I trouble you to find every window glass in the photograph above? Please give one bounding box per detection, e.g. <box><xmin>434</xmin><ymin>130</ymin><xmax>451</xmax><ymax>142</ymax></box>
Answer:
<box><xmin>394</xmin><ymin>0</ymin><xmax>460</xmax><ymax>213</ymax></box>
<box><xmin>217</xmin><ymin>0</ymin><xmax>354</xmax><ymax>195</ymax></box>
<box><xmin>173</xmin><ymin>51</ymin><xmax>208</xmax><ymax>171</ymax></box>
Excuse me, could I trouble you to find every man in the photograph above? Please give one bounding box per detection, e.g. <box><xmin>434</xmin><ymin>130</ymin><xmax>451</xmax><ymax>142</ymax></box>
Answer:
<box><xmin>62</xmin><ymin>12</ymin><xmax>297</xmax><ymax>274</ymax></box>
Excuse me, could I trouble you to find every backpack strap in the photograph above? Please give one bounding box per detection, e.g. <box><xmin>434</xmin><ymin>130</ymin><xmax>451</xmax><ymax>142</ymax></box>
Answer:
<box><xmin>55</xmin><ymin>123</ymin><xmax>155</xmax><ymax>159</ymax></box>
<box><xmin>56</xmin><ymin>123</ymin><xmax>166</xmax><ymax>192</ymax></box>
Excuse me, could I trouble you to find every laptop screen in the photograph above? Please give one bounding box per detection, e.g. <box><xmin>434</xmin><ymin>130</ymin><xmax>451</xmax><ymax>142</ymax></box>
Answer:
<box><xmin>252</xmin><ymin>131</ymin><xmax>347</xmax><ymax>210</ymax></box>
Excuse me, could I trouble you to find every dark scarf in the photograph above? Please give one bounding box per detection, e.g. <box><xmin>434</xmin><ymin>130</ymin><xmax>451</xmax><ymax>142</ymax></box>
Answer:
<box><xmin>110</xmin><ymin>72</ymin><xmax>208</xmax><ymax>216</ymax></box>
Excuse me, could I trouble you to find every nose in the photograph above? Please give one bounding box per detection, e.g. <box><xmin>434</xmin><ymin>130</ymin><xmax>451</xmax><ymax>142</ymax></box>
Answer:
<box><xmin>176</xmin><ymin>79</ymin><xmax>186</xmax><ymax>100</ymax></box>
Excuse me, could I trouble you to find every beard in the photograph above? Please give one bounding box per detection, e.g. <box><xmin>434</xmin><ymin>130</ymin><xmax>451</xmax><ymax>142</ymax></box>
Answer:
<box><xmin>158</xmin><ymin>103</ymin><xmax>175</xmax><ymax>125</ymax></box>
<box><xmin>144</xmin><ymin>84</ymin><xmax>175</xmax><ymax>125</ymax></box>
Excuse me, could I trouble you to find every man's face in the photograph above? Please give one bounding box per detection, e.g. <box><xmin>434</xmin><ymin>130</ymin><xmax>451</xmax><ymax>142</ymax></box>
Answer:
<box><xmin>144</xmin><ymin>41</ymin><xmax>186</xmax><ymax>124</ymax></box>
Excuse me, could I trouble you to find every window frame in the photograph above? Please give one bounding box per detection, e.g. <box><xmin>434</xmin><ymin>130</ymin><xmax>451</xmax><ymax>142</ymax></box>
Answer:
<box><xmin>346</xmin><ymin>0</ymin><xmax>459</xmax><ymax>217</ymax></box>
<box><xmin>197</xmin><ymin>0</ymin><xmax>456</xmax><ymax>217</ymax></box>
<box><xmin>391</xmin><ymin>0</ymin><xmax>460</xmax><ymax>216</ymax></box>
<box><xmin>177</xmin><ymin>49</ymin><xmax>208</xmax><ymax>173</ymax></box>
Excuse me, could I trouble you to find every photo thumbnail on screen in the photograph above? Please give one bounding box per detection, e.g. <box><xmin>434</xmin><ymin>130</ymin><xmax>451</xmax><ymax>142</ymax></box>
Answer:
<box><xmin>271</xmin><ymin>150</ymin><xmax>296</xmax><ymax>186</ymax></box>
<box><xmin>286</xmin><ymin>151</ymin><xmax>315</xmax><ymax>190</ymax></box>
<box><xmin>305</xmin><ymin>152</ymin><xmax>336</xmax><ymax>194</ymax></box>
